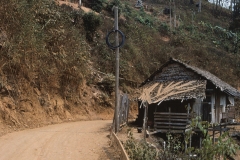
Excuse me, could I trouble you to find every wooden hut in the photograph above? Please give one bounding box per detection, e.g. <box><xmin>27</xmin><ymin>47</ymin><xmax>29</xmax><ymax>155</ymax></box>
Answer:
<box><xmin>136</xmin><ymin>58</ymin><xmax>240</xmax><ymax>133</ymax></box>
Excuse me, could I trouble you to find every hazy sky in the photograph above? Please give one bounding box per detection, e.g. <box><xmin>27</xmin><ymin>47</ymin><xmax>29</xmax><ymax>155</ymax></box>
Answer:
<box><xmin>208</xmin><ymin>0</ymin><xmax>231</xmax><ymax>8</ymax></box>
<box><xmin>208</xmin><ymin>0</ymin><xmax>240</xmax><ymax>9</ymax></box>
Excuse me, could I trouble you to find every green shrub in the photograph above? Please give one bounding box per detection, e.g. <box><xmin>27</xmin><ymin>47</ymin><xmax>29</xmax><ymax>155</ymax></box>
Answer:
<box><xmin>92</xmin><ymin>0</ymin><xmax>105</xmax><ymax>13</ymax></box>
<box><xmin>159</xmin><ymin>22</ymin><xmax>169</xmax><ymax>32</ymax></box>
<box><xmin>158</xmin><ymin>133</ymin><xmax>184</xmax><ymax>159</ymax></box>
<box><xmin>195</xmin><ymin>124</ymin><xmax>239</xmax><ymax>159</ymax></box>
<box><xmin>123</xmin><ymin>117</ymin><xmax>239</xmax><ymax>160</ymax></box>
<box><xmin>124</xmin><ymin>132</ymin><xmax>157</xmax><ymax>160</ymax></box>
<box><xmin>82</xmin><ymin>12</ymin><xmax>102</xmax><ymax>41</ymax></box>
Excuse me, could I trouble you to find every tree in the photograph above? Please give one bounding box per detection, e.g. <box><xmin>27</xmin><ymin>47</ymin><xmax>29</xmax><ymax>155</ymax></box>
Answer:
<box><xmin>198</xmin><ymin>0</ymin><xmax>202</xmax><ymax>12</ymax></box>
<box><xmin>230</xmin><ymin>0</ymin><xmax>240</xmax><ymax>31</ymax></box>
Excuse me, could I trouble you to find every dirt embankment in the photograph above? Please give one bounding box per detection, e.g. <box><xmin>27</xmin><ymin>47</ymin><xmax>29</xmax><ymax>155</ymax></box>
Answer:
<box><xmin>0</xmin><ymin>76</ymin><xmax>117</xmax><ymax>137</ymax></box>
<box><xmin>0</xmin><ymin>0</ymin><xmax>110</xmax><ymax>136</ymax></box>
<box><xmin>0</xmin><ymin>0</ymin><xmax>138</xmax><ymax>137</ymax></box>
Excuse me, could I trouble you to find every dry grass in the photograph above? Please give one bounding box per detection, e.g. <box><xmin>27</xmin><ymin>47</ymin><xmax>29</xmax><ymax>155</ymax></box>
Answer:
<box><xmin>0</xmin><ymin>0</ymin><xmax>239</xmax><ymax>114</ymax></box>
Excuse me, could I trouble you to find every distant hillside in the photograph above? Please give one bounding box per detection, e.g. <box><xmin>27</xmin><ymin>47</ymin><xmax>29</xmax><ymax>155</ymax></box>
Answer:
<box><xmin>0</xmin><ymin>0</ymin><xmax>239</xmax><ymax>134</ymax></box>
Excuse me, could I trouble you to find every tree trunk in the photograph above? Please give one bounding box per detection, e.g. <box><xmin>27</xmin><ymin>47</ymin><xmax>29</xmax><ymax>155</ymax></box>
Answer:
<box><xmin>174</xmin><ymin>0</ymin><xmax>176</xmax><ymax>28</ymax></box>
<box><xmin>170</xmin><ymin>0</ymin><xmax>172</xmax><ymax>31</ymax></box>
<box><xmin>198</xmin><ymin>0</ymin><xmax>202</xmax><ymax>12</ymax></box>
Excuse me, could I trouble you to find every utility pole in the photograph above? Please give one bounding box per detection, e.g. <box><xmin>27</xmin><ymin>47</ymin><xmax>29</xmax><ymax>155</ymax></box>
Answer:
<box><xmin>106</xmin><ymin>5</ymin><xmax>125</xmax><ymax>133</ymax></box>
<box><xmin>114</xmin><ymin>6</ymin><xmax>120</xmax><ymax>133</ymax></box>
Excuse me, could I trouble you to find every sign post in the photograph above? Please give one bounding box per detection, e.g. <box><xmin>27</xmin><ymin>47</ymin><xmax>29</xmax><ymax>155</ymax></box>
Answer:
<box><xmin>106</xmin><ymin>6</ymin><xmax>125</xmax><ymax>133</ymax></box>
<box><xmin>114</xmin><ymin>6</ymin><xmax>120</xmax><ymax>133</ymax></box>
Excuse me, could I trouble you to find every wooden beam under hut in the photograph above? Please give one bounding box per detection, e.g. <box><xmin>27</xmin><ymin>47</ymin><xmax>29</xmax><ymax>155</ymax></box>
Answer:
<box><xmin>209</xmin><ymin>124</ymin><xmax>230</xmax><ymax>143</ymax></box>
<box><xmin>193</xmin><ymin>123</ymin><xmax>231</xmax><ymax>147</ymax></box>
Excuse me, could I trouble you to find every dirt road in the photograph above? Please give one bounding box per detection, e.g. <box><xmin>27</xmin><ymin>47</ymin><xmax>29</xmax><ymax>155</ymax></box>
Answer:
<box><xmin>0</xmin><ymin>120</ymin><xmax>113</xmax><ymax>160</ymax></box>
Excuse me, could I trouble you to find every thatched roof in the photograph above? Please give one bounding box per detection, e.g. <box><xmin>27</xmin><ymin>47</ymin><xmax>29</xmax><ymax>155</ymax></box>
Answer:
<box><xmin>140</xmin><ymin>58</ymin><xmax>240</xmax><ymax>98</ymax></box>
<box><xmin>139</xmin><ymin>80</ymin><xmax>206</xmax><ymax>104</ymax></box>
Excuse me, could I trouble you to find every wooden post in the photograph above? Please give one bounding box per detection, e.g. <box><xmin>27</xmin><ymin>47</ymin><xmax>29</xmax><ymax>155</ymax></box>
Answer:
<box><xmin>114</xmin><ymin>6</ymin><xmax>120</xmax><ymax>133</ymax></box>
<box><xmin>185</xmin><ymin>134</ymin><xmax>187</xmax><ymax>152</ymax></box>
<box><xmin>220</xmin><ymin>124</ymin><xmax>222</xmax><ymax>136</ymax></box>
<box><xmin>213</xmin><ymin>130</ymin><xmax>215</xmax><ymax>144</ymax></box>
<box><xmin>190</xmin><ymin>133</ymin><xmax>192</xmax><ymax>148</ymax></box>
<box><xmin>143</xmin><ymin>102</ymin><xmax>148</xmax><ymax>141</ymax></box>
<box><xmin>200</xmin><ymin>137</ymin><xmax>202</xmax><ymax>148</ymax></box>
<box><xmin>120</xmin><ymin>96</ymin><xmax>122</xmax><ymax>126</ymax></box>
<box><xmin>168</xmin><ymin>107</ymin><xmax>171</xmax><ymax>131</ymax></box>
<box><xmin>170</xmin><ymin>0</ymin><xmax>172</xmax><ymax>31</ymax></box>
<box><xmin>126</xmin><ymin>95</ymin><xmax>129</xmax><ymax>124</ymax></box>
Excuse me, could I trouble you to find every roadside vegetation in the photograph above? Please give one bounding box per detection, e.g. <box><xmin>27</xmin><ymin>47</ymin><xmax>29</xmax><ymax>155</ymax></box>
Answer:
<box><xmin>124</xmin><ymin>118</ymin><xmax>239</xmax><ymax>159</ymax></box>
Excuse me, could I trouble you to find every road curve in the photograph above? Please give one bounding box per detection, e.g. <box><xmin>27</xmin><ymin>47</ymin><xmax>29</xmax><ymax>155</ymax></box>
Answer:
<box><xmin>0</xmin><ymin>120</ymin><xmax>112</xmax><ymax>160</ymax></box>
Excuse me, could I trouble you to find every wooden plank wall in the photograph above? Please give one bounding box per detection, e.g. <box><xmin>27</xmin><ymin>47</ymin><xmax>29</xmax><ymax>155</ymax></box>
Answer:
<box><xmin>154</xmin><ymin>112</ymin><xmax>193</xmax><ymax>133</ymax></box>
<box><xmin>119</xmin><ymin>94</ymin><xmax>129</xmax><ymax>126</ymax></box>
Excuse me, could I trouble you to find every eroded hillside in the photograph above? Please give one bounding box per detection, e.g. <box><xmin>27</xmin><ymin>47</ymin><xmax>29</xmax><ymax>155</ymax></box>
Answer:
<box><xmin>0</xmin><ymin>0</ymin><xmax>239</xmax><ymax>135</ymax></box>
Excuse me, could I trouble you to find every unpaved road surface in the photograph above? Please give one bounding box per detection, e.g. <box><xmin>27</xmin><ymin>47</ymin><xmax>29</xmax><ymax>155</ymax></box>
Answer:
<box><xmin>0</xmin><ymin>120</ymin><xmax>113</xmax><ymax>160</ymax></box>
